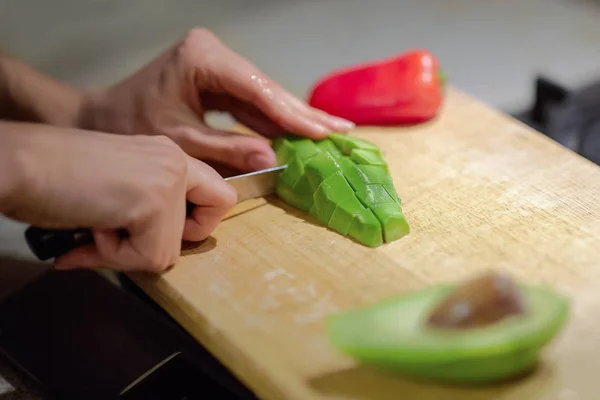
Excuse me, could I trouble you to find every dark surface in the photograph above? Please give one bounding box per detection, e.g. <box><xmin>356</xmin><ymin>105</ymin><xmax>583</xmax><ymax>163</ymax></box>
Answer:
<box><xmin>0</xmin><ymin>268</ymin><xmax>257</xmax><ymax>400</ymax></box>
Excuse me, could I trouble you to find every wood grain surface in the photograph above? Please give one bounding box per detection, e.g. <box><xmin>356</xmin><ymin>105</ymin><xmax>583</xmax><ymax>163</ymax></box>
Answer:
<box><xmin>129</xmin><ymin>87</ymin><xmax>600</xmax><ymax>400</ymax></box>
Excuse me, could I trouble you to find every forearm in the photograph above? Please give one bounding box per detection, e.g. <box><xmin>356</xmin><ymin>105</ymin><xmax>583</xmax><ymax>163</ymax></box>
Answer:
<box><xmin>0</xmin><ymin>121</ymin><xmax>30</xmax><ymax>213</ymax></box>
<box><xmin>0</xmin><ymin>54</ymin><xmax>86</xmax><ymax>126</ymax></box>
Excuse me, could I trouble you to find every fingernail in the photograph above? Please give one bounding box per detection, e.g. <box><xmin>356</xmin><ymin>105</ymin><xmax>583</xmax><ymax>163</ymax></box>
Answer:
<box><xmin>248</xmin><ymin>152</ymin><xmax>276</xmax><ymax>171</ymax></box>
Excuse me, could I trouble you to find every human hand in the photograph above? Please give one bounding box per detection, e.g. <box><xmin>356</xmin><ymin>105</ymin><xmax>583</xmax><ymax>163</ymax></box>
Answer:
<box><xmin>0</xmin><ymin>122</ymin><xmax>236</xmax><ymax>272</ymax></box>
<box><xmin>79</xmin><ymin>28</ymin><xmax>354</xmax><ymax>173</ymax></box>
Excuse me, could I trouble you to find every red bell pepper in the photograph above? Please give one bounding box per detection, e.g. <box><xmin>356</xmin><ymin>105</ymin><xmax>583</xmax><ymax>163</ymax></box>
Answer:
<box><xmin>307</xmin><ymin>49</ymin><xmax>446</xmax><ymax>126</ymax></box>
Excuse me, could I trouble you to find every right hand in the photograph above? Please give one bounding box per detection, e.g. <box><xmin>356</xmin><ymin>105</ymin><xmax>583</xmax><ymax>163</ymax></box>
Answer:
<box><xmin>0</xmin><ymin>122</ymin><xmax>237</xmax><ymax>272</ymax></box>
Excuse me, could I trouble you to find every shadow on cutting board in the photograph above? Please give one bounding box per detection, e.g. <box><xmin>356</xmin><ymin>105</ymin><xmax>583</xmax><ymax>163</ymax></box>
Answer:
<box><xmin>308</xmin><ymin>362</ymin><xmax>557</xmax><ymax>400</ymax></box>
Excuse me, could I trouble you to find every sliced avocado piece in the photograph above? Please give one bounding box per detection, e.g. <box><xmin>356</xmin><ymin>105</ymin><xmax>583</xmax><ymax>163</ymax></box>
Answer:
<box><xmin>329</xmin><ymin>133</ymin><xmax>382</xmax><ymax>156</ymax></box>
<box><xmin>347</xmin><ymin>208</ymin><xmax>383</xmax><ymax>247</ymax></box>
<box><xmin>289</xmin><ymin>175</ymin><xmax>314</xmax><ymax>212</ymax></box>
<box><xmin>277</xmin><ymin>154</ymin><xmax>305</xmax><ymax>187</ymax></box>
<box><xmin>338</xmin><ymin>156</ymin><xmax>368</xmax><ymax>192</ymax></box>
<box><xmin>351</xmin><ymin>148</ymin><xmax>388</xmax><ymax>167</ymax></box>
<box><xmin>326</xmin><ymin>271</ymin><xmax>570</xmax><ymax>383</ymax></box>
<box><xmin>384</xmin><ymin>184</ymin><xmax>401</xmax><ymax>204</ymax></box>
<box><xmin>357</xmin><ymin>165</ymin><xmax>393</xmax><ymax>185</ymax></box>
<box><xmin>274</xmin><ymin>136</ymin><xmax>320</xmax><ymax>164</ymax></box>
<box><xmin>356</xmin><ymin>184</ymin><xmax>396</xmax><ymax>208</ymax></box>
<box><xmin>272</xmin><ymin>133</ymin><xmax>409</xmax><ymax>247</ymax></box>
<box><xmin>328</xmin><ymin>197</ymin><xmax>363</xmax><ymax>236</ymax></box>
<box><xmin>305</xmin><ymin>152</ymin><xmax>343</xmax><ymax>191</ymax></box>
<box><xmin>273</xmin><ymin>136</ymin><xmax>296</xmax><ymax>165</ymax></box>
<box><xmin>371</xmin><ymin>203</ymin><xmax>410</xmax><ymax>242</ymax></box>
<box><xmin>312</xmin><ymin>174</ymin><xmax>356</xmax><ymax>225</ymax></box>
<box><xmin>316</xmin><ymin>139</ymin><xmax>344</xmax><ymax>159</ymax></box>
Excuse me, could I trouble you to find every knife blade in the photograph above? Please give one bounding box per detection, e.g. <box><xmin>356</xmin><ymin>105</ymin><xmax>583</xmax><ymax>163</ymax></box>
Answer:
<box><xmin>24</xmin><ymin>164</ymin><xmax>287</xmax><ymax>261</ymax></box>
<box><xmin>224</xmin><ymin>164</ymin><xmax>286</xmax><ymax>203</ymax></box>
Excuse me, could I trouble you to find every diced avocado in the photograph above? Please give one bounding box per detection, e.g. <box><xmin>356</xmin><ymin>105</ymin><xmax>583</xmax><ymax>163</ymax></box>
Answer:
<box><xmin>291</xmin><ymin>139</ymin><xmax>320</xmax><ymax>162</ymax></box>
<box><xmin>289</xmin><ymin>175</ymin><xmax>314</xmax><ymax>212</ymax></box>
<box><xmin>356</xmin><ymin>184</ymin><xmax>396</xmax><ymax>207</ymax></box>
<box><xmin>305</xmin><ymin>152</ymin><xmax>343</xmax><ymax>191</ymax></box>
<box><xmin>328</xmin><ymin>197</ymin><xmax>364</xmax><ymax>236</ymax></box>
<box><xmin>274</xmin><ymin>136</ymin><xmax>320</xmax><ymax>164</ymax></box>
<box><xmin>316</xmin><ymin>139</ymin><xmax>343</xmax><ymax>159</ymax></box>
<box><xmin>275</xmin><ymin>182</ymin><xmax>309</xmax><ymax>212</ymax></box>
<box><xmin>384</xmin><ymin>184</ymin><xmax>401</xmax><ymax>204</ymax></box>
<box><xmin>273</xmin><ymin>137</ymin><xmax>296</xmax><ymax>165</ymax></box>
<box><xmin>351</xmin><ymin>148</ymin><xmax>388</xmax><ymax>167</ymax></box>
<box><xmin>371</xmin><ymin>203</ymin><xmax>410</xmax><ymax>242</ymax></box>
<box><xmin>348</xmin><ymin>208</ymin><xmax>383</xmax><ymax>247</ymax></box>
<box><xmin>357</xmin><ymin>165</ymin><xmax>393</xmax><ymax>185</ymax></box>
<box><xmin>326</xmin><ymin>273</ymin><xmax>570</xmax><ymax>384</ymax></box>
<box><xmin>329</xmin><ymin>133</ymin><xmax>382</xmax><ymax>156</ymax></box>
<box><xmin>312</xmin><ymin>174</ymin><xmax>356</xmax><ymax>225</ymax></box>
<box><xmin>338</xmin><ymin>156</ymin><xmax>368</xmax><ymax>192</ymax></box>
<box><xmin>271</xmin><ymin>133</ymin><xmax>409</xmax><ymax>247</ymax></box>
<box><xmin>277</xmin><ymin>155</ymin><xmax>305</xmax><ymax>187</ymax></box>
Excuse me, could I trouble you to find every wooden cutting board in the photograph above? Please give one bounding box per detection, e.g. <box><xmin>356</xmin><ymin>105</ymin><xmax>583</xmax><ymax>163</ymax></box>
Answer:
<box><xmin>129</xmin><ymin>87</ymin><xmax>600</xmax><ymax>400</ymax></box>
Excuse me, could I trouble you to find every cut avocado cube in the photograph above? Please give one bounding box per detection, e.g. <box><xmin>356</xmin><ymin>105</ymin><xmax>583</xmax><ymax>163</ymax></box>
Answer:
<box><xmin>351</xmin><ymin>148</ymin><xmax>388</xmax><ymax>167</ymax></box>
<box><xmin>275</xmin><ymin>182</ymin><xmax>308</xmax><ymax>212</ymax></box>
<box><xmin>338</xmin><ymin>156</ymin><xmax>368</xmax><ymax>192</ymax></box>
<box><xmin>348</xmin><ymin>208</ymin><xmax>383</xmax><ymax>247</ymax></box>
<box><xmin>274</xmin><ymin>136</ymin><xmax>320</xmax><ymax>164</ymax></box>
<box><xmin>326</xmin><ymin>281</ymin><xmax>570</xmax><ymax>383</ymax></box>
<box><xmin>278</xmin><ymin>155</ymin><xmax>305</xmax><ymax>187</ymax></box>
<box><xmin>290</xmin><ymin>175</ymin><xmax>314</xmax><ymax>212</ymax></box>
<box><xmin>312</xmin><ymin>174</ymin><xmax>356</xmax><ymax>225</ymax></box>
<box><xmin>329</xmin><ymin>133</ymin><xmax>382</xmax><ymax>156</ymax></box>
<box><xmin>272</xmin><ymin>133</ymin><xmax>409</xmax><ymax>247</ymax></box>
<box><xmin>384</xmin><ymin>184</ymin><xmax>401</xmax><ymax>204</ymax></box>
<box><xmin>371</xmin><ymin>203</ymin><xmax>410</xmax><ymax>242</ymax></box>
<box><xmin>305</xmin><ymin>152</ymin><xmax>343</xmax><ymax>191</ymax></box>
<box><xmin>328</xmin><ymin>197</ymin><xmax>364</xmax><ymax>236</ymax></box>
<box><xmin>357</xmin><ymin>165</ymin><xmax>393</xmax><ymax>185</ymax></box>
<box><xmin>356</xmin><ymin>184</ymin><xmax>396</xmax><ymax>207</ymax></box>
<box><xmin>316</xmin><ymin>139</ymin><xmax>343</xmax><ymax>159</ymax></box>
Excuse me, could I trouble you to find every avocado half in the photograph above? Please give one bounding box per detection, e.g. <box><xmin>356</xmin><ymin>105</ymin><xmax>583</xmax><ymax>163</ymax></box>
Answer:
<box><xmin>326</xmin><ymin>281</ymin><xmax>570</xmax><ymax>383</ymax></box>
<box><xmin>272</xmin><ymin>133</ymin><xmax>409</xmax><ymax>247</ymax></box>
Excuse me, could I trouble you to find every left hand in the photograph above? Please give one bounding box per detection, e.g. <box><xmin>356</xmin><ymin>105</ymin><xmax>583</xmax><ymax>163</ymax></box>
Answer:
<box><xmin>79</xmin><ymin>28</ymin><xmax>354</xmax><ymax>172</ymax></box>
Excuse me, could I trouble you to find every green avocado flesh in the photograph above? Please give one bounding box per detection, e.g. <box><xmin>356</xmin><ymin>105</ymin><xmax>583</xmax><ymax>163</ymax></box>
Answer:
<box><xmin>326</xmin><ymin>284</ymin><xmax>569</xmax><ymax>383</ymax></box>
<box><xmin>272</xmin><ymin>133</ymin><xmax>409</xmax><ymax>247</ymax></box>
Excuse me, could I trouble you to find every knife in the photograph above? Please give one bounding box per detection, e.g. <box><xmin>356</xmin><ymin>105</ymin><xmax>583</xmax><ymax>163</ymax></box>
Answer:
<box><xmin>24</xmin><ymin>164</ymin><xmax>287</xmax><ymax>261</ymax></box>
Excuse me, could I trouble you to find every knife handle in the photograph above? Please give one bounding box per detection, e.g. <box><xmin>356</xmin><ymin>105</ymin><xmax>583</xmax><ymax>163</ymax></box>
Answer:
<box><xmin>25</xmin><ymin>227</ymin><xmax>96</xmax><ymax>261</ymax></box>
<box><xmin>25</xmin><ymin>202</ymin><xmax>196</xmax><ymax>261</ymax></box>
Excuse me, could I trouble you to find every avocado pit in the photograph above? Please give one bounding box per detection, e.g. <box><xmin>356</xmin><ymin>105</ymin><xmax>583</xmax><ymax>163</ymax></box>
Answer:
<box><xmin>426</xmin><ymin>271</ymin><xmax>527</xmax><ymax>330</ymax></box>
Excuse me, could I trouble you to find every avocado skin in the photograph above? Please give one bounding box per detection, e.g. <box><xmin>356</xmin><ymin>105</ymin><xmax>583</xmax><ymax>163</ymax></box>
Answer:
<box><xmin>272</xmin><ymin>133</ymin><xmax>409</xmax><ymax>246</ymax></box>
<box><xmin>326</xmin><ymin>284</ymin><xmax>570</xmax><ymax>383</ymax></box>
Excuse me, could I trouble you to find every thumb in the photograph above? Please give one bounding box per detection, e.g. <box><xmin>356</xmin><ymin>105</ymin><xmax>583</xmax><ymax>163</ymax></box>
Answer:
<box><xmin>182</xmin><ymin>126</ymin><xmax>277</xmax><ymax>172</ymax></box>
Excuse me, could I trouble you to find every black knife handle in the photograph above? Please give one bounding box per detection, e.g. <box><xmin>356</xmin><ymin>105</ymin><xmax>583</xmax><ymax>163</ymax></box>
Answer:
<box><xmin>25</xmin><ymin>227</ymin><xmax>95</xmax><ymax>261</ymax></box>
<box><xmin>25</xmin><ymin>202</ymin><xmax>196</xmax><ymax>261</ymax></box>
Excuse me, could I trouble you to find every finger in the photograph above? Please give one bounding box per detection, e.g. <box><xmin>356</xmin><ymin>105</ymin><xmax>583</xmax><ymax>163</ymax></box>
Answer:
<box><xmin>228</xmin><ymin>100</ymin><xmax>286</xmax><ymax>138</ymax></box>
<box><xmin>94</xmin><ymin>228</ymin><xmax>179</xmax><ymax>272</ymax></box>
<box><xmin>279</xmin><ymin>90</ymin><xmax>356</xmax><ymax>132</ymax></box>
<box><xmin>182</xmin><ymin>157</ymin><xmax>236</xmax><ymax>242</ymax></box>
<box><xmin>203</xmin><ymin>47</ymin><xmax>347</xmax><ymax>139</ymax></box>
<box><xmin>54</xmin><ymin>244</ymin><xmax>105</xmax><ymax>270</ymax></box>
<box><xmin>179</xmin><ymin>124</ymin><xmax>278</xmax><ymax>172</ymax></box>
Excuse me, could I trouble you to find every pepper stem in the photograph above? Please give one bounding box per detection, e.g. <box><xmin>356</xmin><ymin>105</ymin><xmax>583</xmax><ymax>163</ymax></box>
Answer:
<box><xmin>438</xmin><ymin>69</ymin><xmax>447</xmax><ymax>87</ymax></box>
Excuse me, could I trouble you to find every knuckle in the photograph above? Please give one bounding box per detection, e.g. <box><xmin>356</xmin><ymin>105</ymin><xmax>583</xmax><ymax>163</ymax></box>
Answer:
<box><xmin>186</xmin><ymin>27</ymin><xmax>217</xmax><ymax>43</ymax></box>
<box><xmin>177</xmin><ymin>28</ymin><xmax>223</xmax><ymax>70</ymax></box>
<box><xmin>145</xmin><ymin>251</ymin><xmax>174</xmax><ymax>273</ymax></box>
